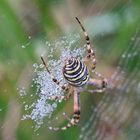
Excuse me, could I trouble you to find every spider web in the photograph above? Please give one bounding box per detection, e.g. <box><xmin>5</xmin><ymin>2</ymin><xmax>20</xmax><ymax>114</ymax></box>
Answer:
<box><xmin>1</xmin><ymin>1</ymin><xmax>140</xmax><ymax>140</ymax></box>
<box><xmin>19</xmin><ymin>12</ymin><xmax>140</xmax><ymax>140</ymax></box>
<box><xmin>19</xmin><ymin>34</ymin><xmax>86</xmax><ymax>130</ymax></box>
<box><xmin>19</xmin><ymin>26</ymin><xmax>140</xmax><ymax>139</ymax></box>
<box><xmin>15</xmin><ymin>0</ymin><xmax>140</xmax><ymax>138</ymax></box>
<box><xmin>79</xmin><ymin>25</ymin><xmax>140</xmax><ymax>140</ymax></box>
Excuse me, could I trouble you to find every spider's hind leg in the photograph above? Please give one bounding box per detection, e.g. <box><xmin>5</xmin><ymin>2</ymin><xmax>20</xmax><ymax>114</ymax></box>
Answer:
<box><xmin>48</xmin><ymin>91</ymin><xmax>80</xmax><ymax>131</ymax></box>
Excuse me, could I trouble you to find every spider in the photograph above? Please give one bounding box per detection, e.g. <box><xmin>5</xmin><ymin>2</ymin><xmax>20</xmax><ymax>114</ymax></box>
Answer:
<box><xmin>41</xmin><ymin>17</ymin><xmax>107</xmax><ymax>131</ymax></box>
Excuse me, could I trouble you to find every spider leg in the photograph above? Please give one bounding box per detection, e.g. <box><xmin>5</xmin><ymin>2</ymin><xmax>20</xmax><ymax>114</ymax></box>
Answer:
<box><xmin>48</xmin><ymin>89</ymin><xmax>80</xmax><ymax>131</ymax></box>
<box><xmin>62</xmin><ymin>112</ymin><xmax>71</xmax><ymax>121</ymax></box>
<box><xmin>45</xmin><ymin>91</ymin><xmax>73</xmax><ymax>101</ymax></box>
<box><xmin>41</xmin><ymin>57</ymin><xmax>69</xmax><ymax>91</ymax></box>
<box><xmin>47</xmin><ymin>95</ymin><xmax>69</xmax><ymax>101</ymax></box>
<box><xmin>41</xmin><ymin>86</ymin><xmax>73</xmax><ymax>102</ymax></box>
<box><xmin>75</xmin><ymin>17</ymin><xmax>96</xmax><ymax>70</ymax></box>
<box><xmin>87</xmin><ymin>71</ymin><xmax>108</xmax><ymax>93</ymax></box>
<box><xmin>94</xmin><ymin>71</ymin><xmax>108</xmax><ymax>90</ymax></box>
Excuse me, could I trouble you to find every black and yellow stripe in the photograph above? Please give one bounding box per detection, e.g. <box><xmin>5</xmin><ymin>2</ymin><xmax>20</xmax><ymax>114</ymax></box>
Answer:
<box><xmin>63</xmin><ymin>58</ymin><xmax>89</xmax><ymax>86</ymax></box>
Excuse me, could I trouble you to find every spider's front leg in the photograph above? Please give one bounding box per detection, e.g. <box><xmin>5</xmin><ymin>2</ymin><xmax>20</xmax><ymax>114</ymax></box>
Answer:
<box><xmin>41</xmin><ymin>57</ymin><xmax>69</xmax><ymax>91</ymax></box>
<box><xmin>41</xmin><ymin>57</ymin><xmax>70</xmax><ymax>100</ymax></box>
<box><xmin>49</xmin><ymin>89</ymin><xmax>81</xmax><ymax>131</ymax></box>
<box><xmin>75</xmin><ymin>17</ymin><xmax>96</xmax><ymax>70</ymax></box>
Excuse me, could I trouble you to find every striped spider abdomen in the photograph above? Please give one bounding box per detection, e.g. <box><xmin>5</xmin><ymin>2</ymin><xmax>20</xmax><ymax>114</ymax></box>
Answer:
<box><xmin>63</xmin><ymin>57</ymin><xmax>89</xmax><ymax>87</ymax></box>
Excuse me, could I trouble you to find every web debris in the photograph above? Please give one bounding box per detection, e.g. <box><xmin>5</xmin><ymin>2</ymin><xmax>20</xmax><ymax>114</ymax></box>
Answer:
<box><xmin>19</xmin><ymin>34</ymin><xmax>86</xmax><ymax>130</ymax></box>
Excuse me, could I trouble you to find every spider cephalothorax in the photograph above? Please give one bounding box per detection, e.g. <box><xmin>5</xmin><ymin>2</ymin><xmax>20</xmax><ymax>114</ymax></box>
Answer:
<box><xmin>41</xmin><ymin>17</ymin><xmax>107</xmax><ymax>131</ymax></box>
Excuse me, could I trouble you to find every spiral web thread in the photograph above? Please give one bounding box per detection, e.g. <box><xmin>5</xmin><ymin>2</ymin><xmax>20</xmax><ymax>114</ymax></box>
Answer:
<box><xmin>79</xmin><ymin>26</ymin><xmax>140</xmax><ymax>140</ymax></box>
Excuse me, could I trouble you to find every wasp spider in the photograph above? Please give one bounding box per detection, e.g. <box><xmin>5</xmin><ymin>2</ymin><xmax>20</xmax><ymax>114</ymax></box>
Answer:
<box><xmin>41</xmin><ymin>17</ymin><xmax>107</xmax><ymax>131</ymax></box>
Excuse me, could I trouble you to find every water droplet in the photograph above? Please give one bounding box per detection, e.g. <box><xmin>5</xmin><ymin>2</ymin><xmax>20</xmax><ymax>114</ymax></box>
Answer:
<box><xmin>21</xmin><ymin>45</ymin><xmax>25</xmax><ymax>48</ymax></box>
<box><xmin>122</xmin><ymin>54</ymin><xmax>126</xmax><ymax>58</ymax></box>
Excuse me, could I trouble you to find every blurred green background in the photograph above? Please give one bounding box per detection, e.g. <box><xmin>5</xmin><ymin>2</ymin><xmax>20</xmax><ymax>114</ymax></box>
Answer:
<box><xmin>0</xmin><ymin>0</ymin><xmax>140</xmax><ymax>140</ymax></box>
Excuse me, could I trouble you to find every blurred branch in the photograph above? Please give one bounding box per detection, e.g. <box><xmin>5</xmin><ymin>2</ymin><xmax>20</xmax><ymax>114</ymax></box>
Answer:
<box><xmin>2</xmin><ymin>100</ymin><xmax>21</xmax><ymax>140</ymax></box>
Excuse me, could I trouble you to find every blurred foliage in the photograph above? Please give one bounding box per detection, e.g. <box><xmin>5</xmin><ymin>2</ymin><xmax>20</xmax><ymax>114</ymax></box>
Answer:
<box><xmin>0</xmin><ymin>0</ymin><xmax>140</xmax><ymax>140</ymax></box>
